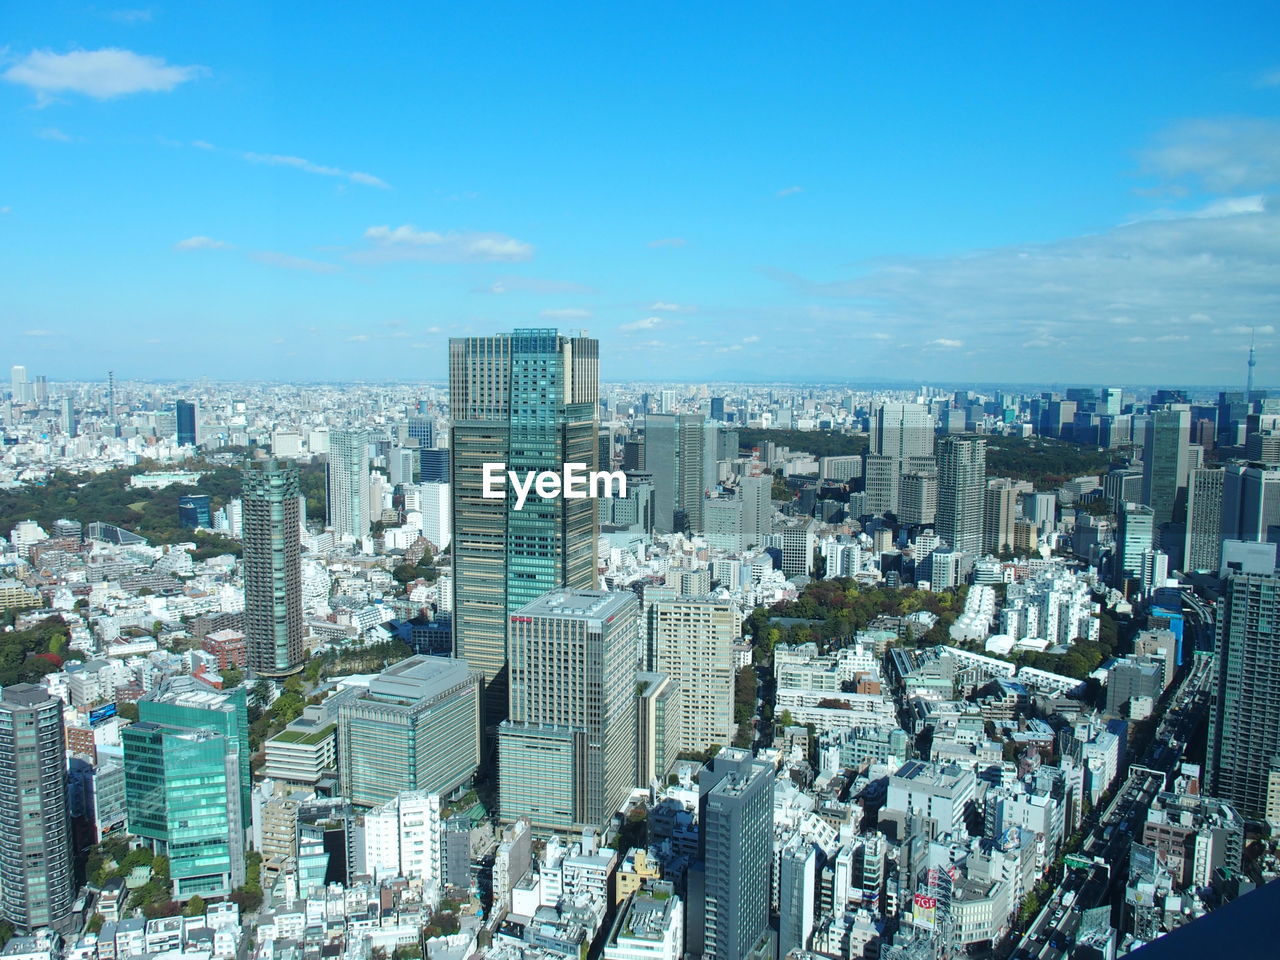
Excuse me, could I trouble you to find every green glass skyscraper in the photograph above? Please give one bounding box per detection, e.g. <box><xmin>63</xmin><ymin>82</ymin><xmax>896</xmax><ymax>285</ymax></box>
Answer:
<box><xmin>449</xmin><ymin>329</ymin><xmax>600</xmax><ymax>730</ymax></box>
<box><xmin>122</xmin><ymin>678</ymin><xmax>250</xmax><ymax>899</ymax></box>
<box><xmin>242</xmin><ymin>458</ymin><xmax>304</xmax><ymax>677</ymax></box>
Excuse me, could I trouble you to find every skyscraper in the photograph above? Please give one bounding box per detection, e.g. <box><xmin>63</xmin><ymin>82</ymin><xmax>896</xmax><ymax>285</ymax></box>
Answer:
<box><xmin>327</xmin><ymin>428</ymin><xmax>372</xmax><ymax>540</ymax></box>
<box><xmin>175</xmin><ymin>399</ymin><xmax>197</xmax><ymax>447</ymax></box>
<box><xmin>1115</xmin><ymin>502</ymin><xmax>1155</xmax><ymax>590</ymax></box>
<box><xmin>646</xmin><ymin>413</ymin><xmax>706</xmax><ymax>534</ymax></box>
<box><xmin>0</xmin><ymin>685</ymin><xmax>75</xmax><ymax>932</ymax></box>
<box><xmin>1208</xmin><ymin>572</ymin><xmax>1280</xmax><ymax>824</ymax></box>
<box><xmin>242</xmin><ymin>459</ymin><xmax>304</xmax><ymax>677</ymax></box>
<box><xmin>936</xmin><ymin>436</ymin><xmax>987</xmax><ymax>555</ymax></box>
<box><xmin>687</xmin><ymin>749</ymin><xmax>772</xmax><ymax>960</ymax></box>
<box><xmin>60</xmin><ymin>396</ymin><xmax>76</xmax><ymax>437</ymax></box>
<box><xmin>982</xmin><ymin>478</ymin><xmax>1019</xmax><ymax>555</ymax></box>
<box><xmin>1220</xmin><ymin>461</ymin><xmax>1280</xmax><ymax>544</ymax></box>
<box><xmin>499</xmin><ymin>589</ymin><xmax>639</xmax><ymax>832</ymax></box>
<box><xmin>8</xmin><ymin>365</ymin><xmax>30</xmax><ymax>405</ymax></box>
<box><xmin>1184</xmin><ymin>467</ymin><xmax>1225</xmax><ymax>573</ymax></box>
<box><xmin>450</xmin><ymin>329</ymin><xmax>599</xmax><ymax>730</ymax></box>
<box><xmin>1142</xmin><ymin>405</ymin><xmax>1192</xmax><ymax>533</ymax></box>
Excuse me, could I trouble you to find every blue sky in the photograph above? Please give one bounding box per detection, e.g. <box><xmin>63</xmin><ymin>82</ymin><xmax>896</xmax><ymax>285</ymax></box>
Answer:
<box><xmin>3</xmin><ymin>1</ymin><xmax>1279</xmax><ymax>385</ymax></box>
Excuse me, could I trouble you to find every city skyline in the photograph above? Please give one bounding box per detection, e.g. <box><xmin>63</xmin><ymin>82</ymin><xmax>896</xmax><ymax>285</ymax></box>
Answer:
<box><xmin>4</xmin><ymin>3</ymin><xmax>1280</xmax><ymax>382</ymax></box>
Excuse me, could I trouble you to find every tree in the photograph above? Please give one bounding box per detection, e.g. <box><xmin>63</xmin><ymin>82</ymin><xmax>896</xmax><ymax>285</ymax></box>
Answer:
<box><xmin>184</xmin><ymin>895</ymin><xmax>206</xmax><ymax>917</ymax></box>
<box><xmin>87</xmin><ymin>914</ymin><xmax>105</xmax><ymax>934</ymax></box>
<box><xmin>221</xmin><ymin>667</ymin><xmax>244</xmax><ymax>689</ymax></box>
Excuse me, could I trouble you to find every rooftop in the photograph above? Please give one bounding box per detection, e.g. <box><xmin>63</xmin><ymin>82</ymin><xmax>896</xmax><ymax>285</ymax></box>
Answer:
<box><xmin>513</xmin><ymin>588</ymin><xmax>635</xmax><ymax>626</ymax></box>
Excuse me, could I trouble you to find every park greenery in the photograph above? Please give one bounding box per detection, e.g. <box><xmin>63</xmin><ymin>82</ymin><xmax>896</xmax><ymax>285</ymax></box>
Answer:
<box><xmin>738</xmin><ymin>428</ymin><xmax>867</xmax><ymax>460</ymax></box>
<box><xmin>0</xmin><ymin>615</ymin><xmax>86</xmax><ymax>687</ymax></box>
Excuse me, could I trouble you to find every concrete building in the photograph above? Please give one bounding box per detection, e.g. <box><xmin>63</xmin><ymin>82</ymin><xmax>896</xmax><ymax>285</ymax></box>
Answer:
<box><xmin>338</xmin><ymin>656</ymin><xmax>481</xmax><ymax>807</ymax></box>
<box><xmin>636</xmin><ymin>672</ymin><xmax>681</xmax><ymax>788</ymax></box>
<box><xmin>885</xmin><ymin>760</ymin><xmax>975</xmax><ymax>839</ymax></box>
<box><xmin>500</xmin><ymin>590</ymin><xmax>640</xmax><ymax>833</ymax></box>
<box><xmin>648</xmin><ymin>595</ymin><xmax>737</xmax><ymax>755</ymax></box>
<box><xmin>603</xmin><ymin>886</ymin><xmax>684</xmax><ymax>960</ymax></box>
<box><xmin>0</xmin><ymin>685</ymin><xmax>75</xmax><ymax>932</ymax></box>
<box><xmin>362</xmin><ymin>790</ymin><xmax>446</xmax><ymax>887</ymax></box>
<box><xmin>937</xmin><ymin>436</ymin><xmax>987</xmax><ymax>556</ymax></box>
<box><xmin>687</xmin><ymin>749</ymin><xmax>772</xmax><ymax>960</ymax></box>
<box><xmin>242</xmin><ymin>459</ymin><xmax>304</xmax><ymax>677</ymax></box>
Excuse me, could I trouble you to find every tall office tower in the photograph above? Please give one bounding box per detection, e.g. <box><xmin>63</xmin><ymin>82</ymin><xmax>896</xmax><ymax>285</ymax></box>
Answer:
<box><xmin>1115</xmin><ymin>503</ymin><xmax>1155</xmax><ymax>589</ymax></box>
<box><xmin>740</xmin><ymin>472</ymin><xmax>772</xmax><ymax>548</ymax></box>
<box><xmin>1184</xmin><ymin>467</ymin><xmax>1225</xmax><ymax>573</ymax></box>
<box><xmin>703</xmin><ymin>495</ymin><xmax>745</xmax><ymax>552</ymax></box>
<box><xmin>710</xmin><ymin>396</ymin><xmax>726</xmax><ymax>421</ymax></box>
<box><xmin>936</xmin><ymin>436</ymin><xmax>987</xmax><ymax>555</ymax></box>
<box><xmin>1142</xmin><ymin>406</ymin><xmax>1192</xmax><ymax>533</ymax></box>
<box><xmin>420</xmin><ymin>447</ymin><xmax>449</xmax><ymax>483</ymax></box>
<box><xmin>33</xmin><ymin>375</ymin><xmax>47</xmax><ymax>406</ymax></box>
<box><xmin>1218</xmin><ymin>391</ymin><xmax>1252</xmax><ymax>448</ymax></box>
<box><xmin>1221</xmin><ymin>462</ymin><xmax>1280</xmax><ymax>543</ymax></box>
<box><xmin>1105</xmin><ymin>467</ymin><xmax>1144</xmax><ymax>513</ymax></box>
<box><xmin>60</xmin><ymin>396</ymin><xmax>76</xmax><ymax>437</ymax></box>
<box><xmin>107</xmin><ymin>369</ymin><xmax>115</xmax><ymax>420</ymax></box>
<box><xmin>983</xmin><ymin>478</ymin><xmax>1019</xmax><ymax>555</ymax></box>
<box><xmin>242</xmin><ymin>459</ymin><xmax>304</xmax><ymax>677</ymax></box>
<box><xmin>123</xmin><ymin>678</ymin><xmax>250</xmax><ymax>899</ymax></box>
<box><xmin>1208</xmin><ymin>572</ymin><xmax>1280</xmax><ymax>824</ymax></box>
<box><xmin>648</xmin><ymin>595</ymin><xmax>737</xmax><ymax>754</ymax></box>
<box><xmin>687</xmin><ymin>749</ymin><xmax>772</xmax><ymax>960</ymax></box>
<box><xmin>870</xmin><ymin>402</ymin><xmax>934</xmax><ymax>459</ymax></box>
<box><xmin>450</xmin><ymin>329</ymin><xmax>599</xmax><ymax>731</ymax></box>
<box><xmin>1245</xmin><ymin>430</ymin><xmax>1280</xmax><ymax>463</ymax></box>
<box><xmin>499</xmin><ymin>590</ymin><xmax>639</xmax><ymax>832</ymax></box>
<box><xmin>898</xmin><ymin>471</ymin><xmax>937</xmax><ymax>526</ymax></box>
<box><xmin>8</xmin><ymin>365</ymin><xmax>29</xmax><ymax>404</ymax></box>
<box><xmin>417</xmin><ymin>481</ymin><xmax>451</xmax><ymax>550</ymax></box>
<box><xmin>408</xmin><ymin>413</ymin><xmax>435</xmax><ymax>449</ymax></box>
<box><xmin>1103</xmin><ymin>387</ymin><xmax>1123</xmax><ymax>416</ymax></box>
<box><xmin>0</xmin><ymin>685</ymin><xmax>74</xmax><ymax>932</ymax></box>
<box><xmin>777</xmin><ymin>837</ymin><xmax>819</xmax><ymax>960</ymax></box>
<box><xmin>863</xmin><ymin>453</ymin><xmax>900</xmax><ymax>517</ymax></box>
<box><xmin>175</xmin><ymin>399</ymin><xmax>197</xmax><ymax>446</ymax></box>
<box><xmin>646</xmin><ymin>413</ymin><xmax>706</xmax><ymax>533</ymax></box>
<box><xmin>660</xmin><ymin>389</ymin><xmax>678</xmax><ymax>414</ymax></box>
<box><xmin>327</xmin><ymin>428</ymin><xmax>372</xmax><ymax>540</ymax></box>
<box><xmin>338</xmin><ymin>656</ymin><xmax>481</xmax><ymax>807</ymax></box>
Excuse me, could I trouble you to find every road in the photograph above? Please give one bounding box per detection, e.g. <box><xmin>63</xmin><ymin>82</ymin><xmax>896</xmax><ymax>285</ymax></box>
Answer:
<box><xmin>1007</xmin><ymin>648</ymin><xmax>1214</xmax><ymax>959</ymax></box>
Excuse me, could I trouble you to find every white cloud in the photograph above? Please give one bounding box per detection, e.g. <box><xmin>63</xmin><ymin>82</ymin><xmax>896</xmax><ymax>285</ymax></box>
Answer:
<box><xmin>1257</xmin><ymin>68</ymin><xmax>1280</xmax><ymax>88</ymax></box>
<box><xmin>191</xmin><ymin>140</ymin><xmax>214</xmax><ymax>150</ymax></box>
<box><xmin>541</xmin><ymin>308</ymin><xmax>592</xmax><ymax>319</ymax></box>
<box><xmin>244</xmin><ymin>153</ymin><xmax>389</xmax><ymax>189</ymax></box>
<box><xmin>0</xmin><ymin>207</ymin><xmax>10</xmax><ymax>215</ymax></box>
<box><xmin>1230</xmin><ymin>324</ymin><xmax>1276</xmax><ymax>335</ymax></box>
<box><xmin>929</xmin><ymin>338</ymin><xmax>964</xmax><ymax>349</ymax></box>
<box><xmin>868</xmin><ymin>331</ymin><xmax>892</xmax><ymax>340</ymax></box>
<box><xmin>357</xmin><ymin>224</ymin><xmax>533</xmax><ymax>263</ymax></box>
<box><xmin>36</xmin><ymin>127</ymin><xmax>72</xmax><ymax>142</ymax></box>
<box><xmin>174</xmin><ymin>235</ymin><xmax>231</xmax><ymax>251</ymax></box>
<box><xmin>769</xmin><ymin>197</ymin><xmax>1280</xmax><ymax>379</ymax></box>
<box><xmin>742</xmin><ymin>335</ymin><xmax>760</xmax><ymax>343</ymax></box>
<box><xmin>647</xmin><ymin>237</ymin><xmax>687</xmax><ymax>248</ymax></box>
<box><xmin>3</xmin><ymin>48</ymin><xmax>203</xmax><ymax>102</ymax></box>
<box><xmin>1142</xmin><ymin>118</ymin><xmax>1280</xmax><ymax>192</ymax></box>
<box><xmin>477</xmin><ymin>277</ymin><xmax>591</xmax><ymax>295</ymax></box>
<box><xmin>620</xmin><ymin>317</ymin><xmax>665</xmax><ymax>332</ymax></box>
<box><xmin>344</xmin><ymin>334</ymin><xmax>370</xmax><ymax>342</ymax></box>
<box><xmin>23</xmin><ymin>329</ymin><xmax>55</xmax><ymax>337</ymax></box>
<box><xmin>649</xmin><ymin>301</ymin><xmax>695</xmax><ymax>313</ymax></box>
<box><xmin>716</xmin><ymin>343</ymin><xmax>744</xmax><ymax>353</ymax></box>
<box><xmin>777</xmin><ymin>186</ymin><xmax>804</xmax><ymax>198</ymax></box>
<box><xmin>250</xmin><ymin>251</ymin><xmax>340</xmax><ymax>274</ymax></box>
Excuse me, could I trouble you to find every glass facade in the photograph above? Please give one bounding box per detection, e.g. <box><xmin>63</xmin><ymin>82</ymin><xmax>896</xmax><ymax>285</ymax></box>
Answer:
<box><xmin>242</xmin><ymin>459</ymin><xmax>304</xmax><ymax>676</ymax></box>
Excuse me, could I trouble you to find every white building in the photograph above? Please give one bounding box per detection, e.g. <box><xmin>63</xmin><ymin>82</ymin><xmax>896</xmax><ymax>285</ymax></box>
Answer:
<box><xmin>361</xmin><ymin>790</ymin><xmax>446</xmax><ymax>890</ymax></box>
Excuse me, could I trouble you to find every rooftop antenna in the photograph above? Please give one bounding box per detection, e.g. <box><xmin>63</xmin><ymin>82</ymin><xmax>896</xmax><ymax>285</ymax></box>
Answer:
<box><xmin>1247</xmin><ymin>327</ymin><xmax>1257</xmax><ymax>396</ymax></box>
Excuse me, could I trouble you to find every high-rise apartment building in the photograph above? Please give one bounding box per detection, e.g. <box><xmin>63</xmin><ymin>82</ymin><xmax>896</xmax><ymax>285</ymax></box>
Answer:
<box><xmin>647</xmin><ymin>413</ymin><xmax>706</xmax><ymax>534</ymax></box>
<box><xmin>499</xmin><ymin>589</ymin><xmax>639</xmax><ymax>832</ymax></box>
<box><xmin>687</xmin><ymin>749</ymin><xmax>772</xmax><ymax>960</ymax></box>
<box><xmin>175</xmin><ymin>399</ymin><xmax>197</xmax><ymax>447</ymax></box>
<box><xmin>937</xmin><ymin>436</ymin><xmax>987</xmax><ymax>555</ymax></box>
<box><xmin>648</xmin><ymin>594</ymin><xmax>737</xmax><ymax>755</ymax></box>
<box><xmin>242</xmin><ymin>459</ymin><xmax>304</xmax><ymax>677</ymax></box>
<box><xmin>983</xmin><ymin>478</ymin><xmax>1019</xmax><ymax>555</ymax></box>
<box><xmin>0</xmin><ymin>685</ymin><xmax>75</xmax><ymax>932</ymax></box>
<box><xmin>338</xmin><ymin>656</ymin><xmax>481</xmax><ymax>807</ymax></box>
<box><xmin>328</xmin><ymin>428</ymin><xmax>372</xmax><ymax>540</ymax></box>
<box><xmin>450</xmin><ymin>329</ymin><xmax>599</xmax><ymax>730</ymax></box>
<box><xmin>1208</xmin><ymin>572</ymin><xmax>1280</xmax><ymax>825</ymax></box>
<box><xmin>60</xmin><ymin>396</ymin><xmax>76</xmax><ymax>437</ymax></box>
<box><xmin>1184</xmin><ymin>467</ymin><xmax>1225</xmax><ymax>573</ymax></box>
<box><xmin>9</xmin><ymin>365</ymin><xmax>30</xmax><ymax>405</ymax></box>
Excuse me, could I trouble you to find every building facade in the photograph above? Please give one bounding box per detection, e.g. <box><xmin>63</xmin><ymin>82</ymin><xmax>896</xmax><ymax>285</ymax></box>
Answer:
<box><xmin>241</xmin><ymin>459</ymin><xmax>304</xmax><ymax>676</ymax></box>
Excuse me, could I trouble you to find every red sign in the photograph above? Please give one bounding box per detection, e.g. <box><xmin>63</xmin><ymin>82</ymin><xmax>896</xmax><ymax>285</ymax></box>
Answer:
<box><xmin>914</xmin><ymin>894</ymin><xmax>938</xmax><ymax>910</ymax></box>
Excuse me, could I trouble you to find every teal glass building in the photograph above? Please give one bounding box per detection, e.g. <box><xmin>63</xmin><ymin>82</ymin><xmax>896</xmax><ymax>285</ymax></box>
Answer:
<box><xmin>122</xmin><ymin>678</ymin><xmax>250</xmax><ymax>899</ymax></box>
